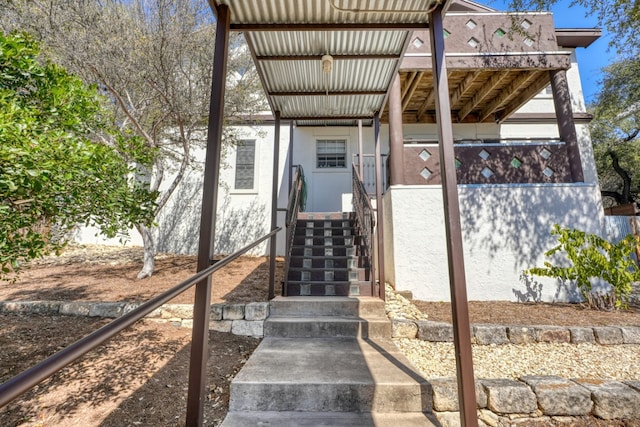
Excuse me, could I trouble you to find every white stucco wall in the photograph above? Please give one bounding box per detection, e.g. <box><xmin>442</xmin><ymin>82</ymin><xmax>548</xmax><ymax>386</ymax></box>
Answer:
<box><xmin>384</xmin><ymin>183</ymin><xmax>606</xmax><ymax>302</ymax></box>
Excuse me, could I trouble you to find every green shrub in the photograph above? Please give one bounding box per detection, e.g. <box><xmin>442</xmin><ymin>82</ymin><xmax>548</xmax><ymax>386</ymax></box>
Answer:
<box><xmin>528</xmin><ymin>224</ymin><xmax>640</xmax><ymax>310</ymax></box>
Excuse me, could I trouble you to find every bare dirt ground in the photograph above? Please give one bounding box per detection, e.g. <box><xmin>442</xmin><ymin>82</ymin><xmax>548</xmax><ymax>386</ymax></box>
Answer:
<box><xmin>2</xmin><ymin>244</ymin><xmax>640</xmax><ymax>426</ymax></box>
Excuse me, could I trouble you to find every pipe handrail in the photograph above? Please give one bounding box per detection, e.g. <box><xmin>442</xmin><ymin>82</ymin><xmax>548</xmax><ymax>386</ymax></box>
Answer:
<box><xmin>0</xmin><ymin>227</ymin><xmax>281</xmax><ymax>408</ymax></box>
<box><xmin>283</xmin><ymin>165</ymin><xmax>304</xmax><ymax>296</ymax></box>
<box><xmin>351</xmin><ymin>163</ymin><xmax>377</xmax><ymax>296</ymax></box>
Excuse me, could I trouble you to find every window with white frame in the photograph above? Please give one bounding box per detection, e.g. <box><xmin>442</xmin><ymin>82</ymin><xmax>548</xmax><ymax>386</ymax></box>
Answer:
<box><xmin>316</xmin><ymin>139</ymin><xmax>346</xmax><ymax>168</ymax></box>
<box><xmin>234</xmin><ymin>140</ymin><xmax>256</xmax><ymax>189</ymax></box>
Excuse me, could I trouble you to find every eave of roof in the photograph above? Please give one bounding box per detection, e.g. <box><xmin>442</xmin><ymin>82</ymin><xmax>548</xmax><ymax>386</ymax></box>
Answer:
<box><xmin>555</xmin><ymin>28</ymin><xmax>602</xmax><ymax>48</ymax></box>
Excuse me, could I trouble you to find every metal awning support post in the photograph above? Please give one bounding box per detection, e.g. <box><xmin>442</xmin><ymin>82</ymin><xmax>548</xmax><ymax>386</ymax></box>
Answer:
<box><xmin>268</xmin><ymin>111</ymin><xmax>281</xmax><ymax>299</ymax></box>
<box><xmin>358</xmin><ymin>119</ymin><xmax>364</xmax><ymax>178</ymax></box>
<box><xmin>429</xmin><ymin>5</ymin><xmax>478</xmax><ymax>426</ymax></box>
<box><xmin>288</xmin><ymin>121</ymin><xmax>294</xmax><ymax>195</ymax></box>
<box><xmin>388</xmin><ymin>73</ymin><xmax>405</xmax><ymax>185</ymax></box>
<box><xmin>374</xmin><ymin>113</ymin><xmax>385</xmax><ymax>300</ymax></box>
<box><xmin>188</xmin><ymin>4</ymin><xmax>230</xmax><ymax>426</ymax></box>
<box><xmin>550</xmin><ymin>69</ymin><xmax>584</xmax><ymax>182</ymax></box>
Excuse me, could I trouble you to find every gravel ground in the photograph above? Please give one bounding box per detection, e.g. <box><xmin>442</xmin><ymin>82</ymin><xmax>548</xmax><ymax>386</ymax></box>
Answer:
<box><xmin>395</xmin><ymin>339</ymin><xmax>640</xmax><ymax>380</ymax></box>
<box><xmin>386</xmin><ymin>286</ymin><xmax>640</xmax><ymax>380</ymax></box>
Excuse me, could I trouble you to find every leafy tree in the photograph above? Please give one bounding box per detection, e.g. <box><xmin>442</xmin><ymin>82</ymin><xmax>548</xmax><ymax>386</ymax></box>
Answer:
<box><xmin>589</xmin><ymin>58</ymin><xmax>640</xmax><ymax>206</ymax></box>
<box><xmin>0</xmin><ymin>0</ymin><xmax>266</xmax><ymax>278</ymax></box>
<box><xmin>0</xmin><ymin>32</ymin><xmax>156</xmax><ymax>278</ymax></box>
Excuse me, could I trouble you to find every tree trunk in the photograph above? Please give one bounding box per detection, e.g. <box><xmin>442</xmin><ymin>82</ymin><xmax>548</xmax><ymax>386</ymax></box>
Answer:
<box><xmin>136</xmin><ymin>224</ymin><xmax>156</xmax><ymax>279</ymax></box>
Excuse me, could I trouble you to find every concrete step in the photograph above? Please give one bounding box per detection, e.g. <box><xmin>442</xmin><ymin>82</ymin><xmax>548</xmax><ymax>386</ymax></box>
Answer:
<box><xmin>291</xmin><ymin>245</ymin><xmax>363</xmax><ymax>257</ymax></box>
<box><xmin>295</xmin><ymin>226</ymin><xmax>355</xmax><ymax>237</ymax></box>
<box><xmin>298</xmin><ymin>212</ymin><xmax>354</xmax><ymax>221</ymax></box>
<box><xmin>292</xmin><ymin>235</ymin><xmax>364</xmax><ymax>246</ymax></box>
<box><xmin>227</xmin><ymin>337</ymin><xmax>432</xmax><ymax>413</ymax></box>
<box><xmin>287</xmin><ymin>267</ymin><xmax>369</xmax><ymax>282</ymax></box>
<box><xmin>270</xmin><ymin>296</ymin><xmax>384</xmax><ymax>317</ymax></box>
<box><xmin>264</xmin><ymin>316</ymin><xmax>390</xmax><ymax>338</ymax></box>
<box><xmin>288</xmin><ymin>255</ymin><xmax>369</xmax><ymax>269</ymax></box>
<box><xmin>221</xmin><ymin>411</ymin><xmax>438</xmax><ymax>426</ymax></box>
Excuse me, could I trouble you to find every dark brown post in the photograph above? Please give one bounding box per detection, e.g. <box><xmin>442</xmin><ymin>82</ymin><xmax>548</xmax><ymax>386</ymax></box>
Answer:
<box><xmin>550</xmin><ymin>69</ymin><xmax>584</xmax><ymax>182</ymax></box>
<box><xmin>288</xmin><ymin>121</ymin><xmax>294</xmax><ymax>195</ymax></box>
<box><xmin>358</xmin><ymin>119</ymin><xmax>364</xmax><ymax>178</ymax></box>
<box><xmin>429</xmin><ymin>5</ymin><xmax>478</xmax><ymax>426</ymax></box>
<box><xmin>388</xmin><ymin>73</ymin><xmax>405</xmax><ymax>185</ymax></box>
<box><xmin>269</xmin><ymin>111</ymin><xmax>281</xmax><ymax>299</ymax></box>
<box><xmin>187</xmin><ymin>4</ymin><xmax>230</xmax><ymax>426</ymax></box>
<box><xmin>374</xmin><ymin>113</ymin><xmax>386</xmax><ymax>300</ymax></box>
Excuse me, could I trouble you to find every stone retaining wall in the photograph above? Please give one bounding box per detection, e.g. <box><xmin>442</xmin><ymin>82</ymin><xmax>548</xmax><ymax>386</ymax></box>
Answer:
<box><xmin>0</xmin><ymin>300</ymin><xmax>268</xmax><ymax>338</ymax></box>
<box><xmin>431</xmin><ymin>376</ymin><xmax>640</xmax><ymax>426</ymax></box>
<box><xmin>392</xmin><ymin>319</ymin><xmax>640</xmax><ymax>345</ymax></box>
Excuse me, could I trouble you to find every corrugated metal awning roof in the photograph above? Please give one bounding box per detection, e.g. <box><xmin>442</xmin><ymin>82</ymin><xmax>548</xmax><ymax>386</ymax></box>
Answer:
<box><xmin>212</xmin><ymin>0</ymin><xmax>444</xmax><ymax>124</ymax></box>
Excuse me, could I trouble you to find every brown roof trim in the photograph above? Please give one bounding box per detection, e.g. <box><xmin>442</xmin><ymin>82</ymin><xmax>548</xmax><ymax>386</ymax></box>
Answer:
<box><xmin>555</xmin><ymin>29</ymin><xmax>602</xmax><ymax>48</ymax></box>
<box><xmin>505</xmin><ymin>112</ymin><xmax>593</xmax><ymax>123</ymax></box>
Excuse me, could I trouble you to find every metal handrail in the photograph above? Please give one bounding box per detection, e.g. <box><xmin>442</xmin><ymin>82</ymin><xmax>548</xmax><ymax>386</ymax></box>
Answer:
<box><xmin>0</xmin><ymin>227</ymin><xmax>281</xmax><ymax>408</ymax></box>
<box><xmin>283</xmin><ymin>165</ymin><xmax>304</xmax><ymax>295</ymax></box>
<box><xmin>352</xmin><ymin>163</ymin><xmax>377</xmax><ymax>296</ymax></box>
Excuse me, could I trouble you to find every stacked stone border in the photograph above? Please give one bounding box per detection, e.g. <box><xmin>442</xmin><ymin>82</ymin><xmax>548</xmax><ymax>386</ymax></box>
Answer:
<box><xmin>0</xmin><ymin>300</ymin><xmax>268</xmax><ymax>338</ymax></box>
<box><xmin>391</xmin><ymin>319</ymin><xmax>640</xmax><ymax>345</ymax></box>
<box><xmin>431</xmin><ymin>376</ymin><xmax>640</xmax><ymax>426</ymax></box>
<box><xmin>3</xmin><ymin>299</ymin><xmax>640</xmax><ymax>423</ymax></box>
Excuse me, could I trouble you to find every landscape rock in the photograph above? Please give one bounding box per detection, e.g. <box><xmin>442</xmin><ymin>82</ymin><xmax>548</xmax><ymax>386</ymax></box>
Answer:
<box><xmin>161</xmin><ymin>304</ymin><xmax>193</xmax><ymax>319</ymax></box>
<box><xmin>231</xmin><ymin>320</ymin><xmax>263</xmax><ymax>337</ymax></box>
<box><xmin>417</xmin><ymin>321</ymin><xmax>453</xmax><ymax>342</ymax></box>
<box><xmin>429</xmin><ymin>377</ymin><xmax>487</xmax><ymax>411</ymax></box>
<box><xmin>223</xmin><ymin>304</ymin><xmax>245</xmax><ymax>320</ymax></box>
<box><xmin>481</xmin><ymin>379</ymin><xmax>537</xmax><ymax>414</ymax></box>
<box><xmin>59</xmin><ymin>301</ymin><xmax>93</xmax><ymax>316</ymax></box>
<box><xmin>520</xmin><ymin>375</ymin><xmax>592</xmax><ymax>416</ymax></box>
<box><xmin>535</xmin><ymin>326</ymin><xmax>570</xmax><ymax>343</ymax></box>
<box><xmin>210</xmin><ymin>304</ymin><xmax>224</xmax><ymax>321</ymax></box>
<box><xmin>620</xmin><ymin>326</ymin><xmax>640</xmax><ymax>344</ymax></box>
<box><xmin>577</xmin><ymin>379</ymin><xmax>640</xmax><ymax>419</ymax></box>
<box><xmin>391</xmin><ymin>319</ymin><xmax>418</xmax><ymax>338</ymax></box>
<box><xmin>209</xmin><ymin>320</ymin><xmax>232</xmax><ymax>333</ymax></box>
<box><xmin>473</xmin><ymin>325</ymin><xmax>508</xmax><ymax>345</ymax></box>
<box><xmin>507</xmin><ymin>326</ymin><xmax>537</xmax><ymax>344</ymax></box>
<box><xmin>89</xmin><ymin>302</ymin><xmax>123</xmax><ymax>318</ymax></box>
<box><xmin>244</xmin><ymin>302</ymin><xmax>269</xmax><ymax>321</ymax></box>
<box><xmin>592</xmin><ymin>326</ymin><xmax>623</xmax><ymax>345</ymax></box>
<box><xmin>568</xmin><ymin>327</ymin><xmax>595</xmax><ymax>344</ymax></box>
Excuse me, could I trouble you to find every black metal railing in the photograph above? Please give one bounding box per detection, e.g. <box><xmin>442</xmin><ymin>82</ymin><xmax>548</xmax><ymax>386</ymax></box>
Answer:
<box><xmin>0</xmin><ymin>228</ymin><xmax>281</xmax><ymax>414</ymax></box>
<box><xmin>352</xmin><ymin>164</ymin><xmax>377</xmax><ymax>297</ymax></box>
<box><xmin>283</xmin><ymin>165</ymin><xmax>305</xmax><ymax>296</ymax></box>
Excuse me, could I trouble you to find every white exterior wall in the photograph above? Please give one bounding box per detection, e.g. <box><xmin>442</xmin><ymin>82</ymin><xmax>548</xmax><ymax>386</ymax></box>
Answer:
<box><xmin>384</xmin><ymin>183</ymin><xmax>605</xmax><ymax>302</ymax></box>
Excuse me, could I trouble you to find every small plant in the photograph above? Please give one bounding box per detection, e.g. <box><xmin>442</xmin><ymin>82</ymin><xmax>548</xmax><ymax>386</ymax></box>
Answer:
<box><xmin>528</xmin><ymin>224</ymin><xmax>640</xmax><ymax>310</ymax></box>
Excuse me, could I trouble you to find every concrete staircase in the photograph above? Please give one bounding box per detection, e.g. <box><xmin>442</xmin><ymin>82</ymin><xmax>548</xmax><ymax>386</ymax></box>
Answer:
<box><xmin>286</xmin><ymin>213</ymin><xmax>373</xmax><ymax>297</ymax></box>
<box><xmin>221</xmin><ymin>297</ymin><xmax>436</xmax><ymax>426</ymax></box>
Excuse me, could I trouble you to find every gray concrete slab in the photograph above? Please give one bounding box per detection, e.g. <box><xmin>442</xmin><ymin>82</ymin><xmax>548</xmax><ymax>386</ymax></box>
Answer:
<box><xmin>221</xmin><ymin>410</ymin><xmax>439</xmax><ymax>426</ymax></box>
<box><xmin>228</xmin><ymin>337</ymin><xmax>431</xmax><ymax>413</ymax></box>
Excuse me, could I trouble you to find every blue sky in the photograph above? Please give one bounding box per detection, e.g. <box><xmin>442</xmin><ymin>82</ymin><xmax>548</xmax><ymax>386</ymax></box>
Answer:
<box><xmin>489</xmin><ymin>0</ymin><xmax>616</xmax><ymax>104</ymax></box>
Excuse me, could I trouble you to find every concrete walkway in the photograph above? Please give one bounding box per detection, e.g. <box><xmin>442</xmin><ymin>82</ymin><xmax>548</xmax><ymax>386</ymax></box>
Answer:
<box><xmin>221</xmin><ymin>296</ymin><xmax>437</xmax><ymax>426</ymax></box>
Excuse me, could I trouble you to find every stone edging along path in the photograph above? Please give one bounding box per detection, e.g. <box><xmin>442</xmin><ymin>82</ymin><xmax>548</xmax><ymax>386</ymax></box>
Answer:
<box><xmin>3</xmin><ymin>299</ymin><xmax>640</xmax><ymax>424</ymax></box>
<box><xmin>0</xmin><ymin>300</ymin><xmax>268</xmax><ymax>337</ymax></box>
